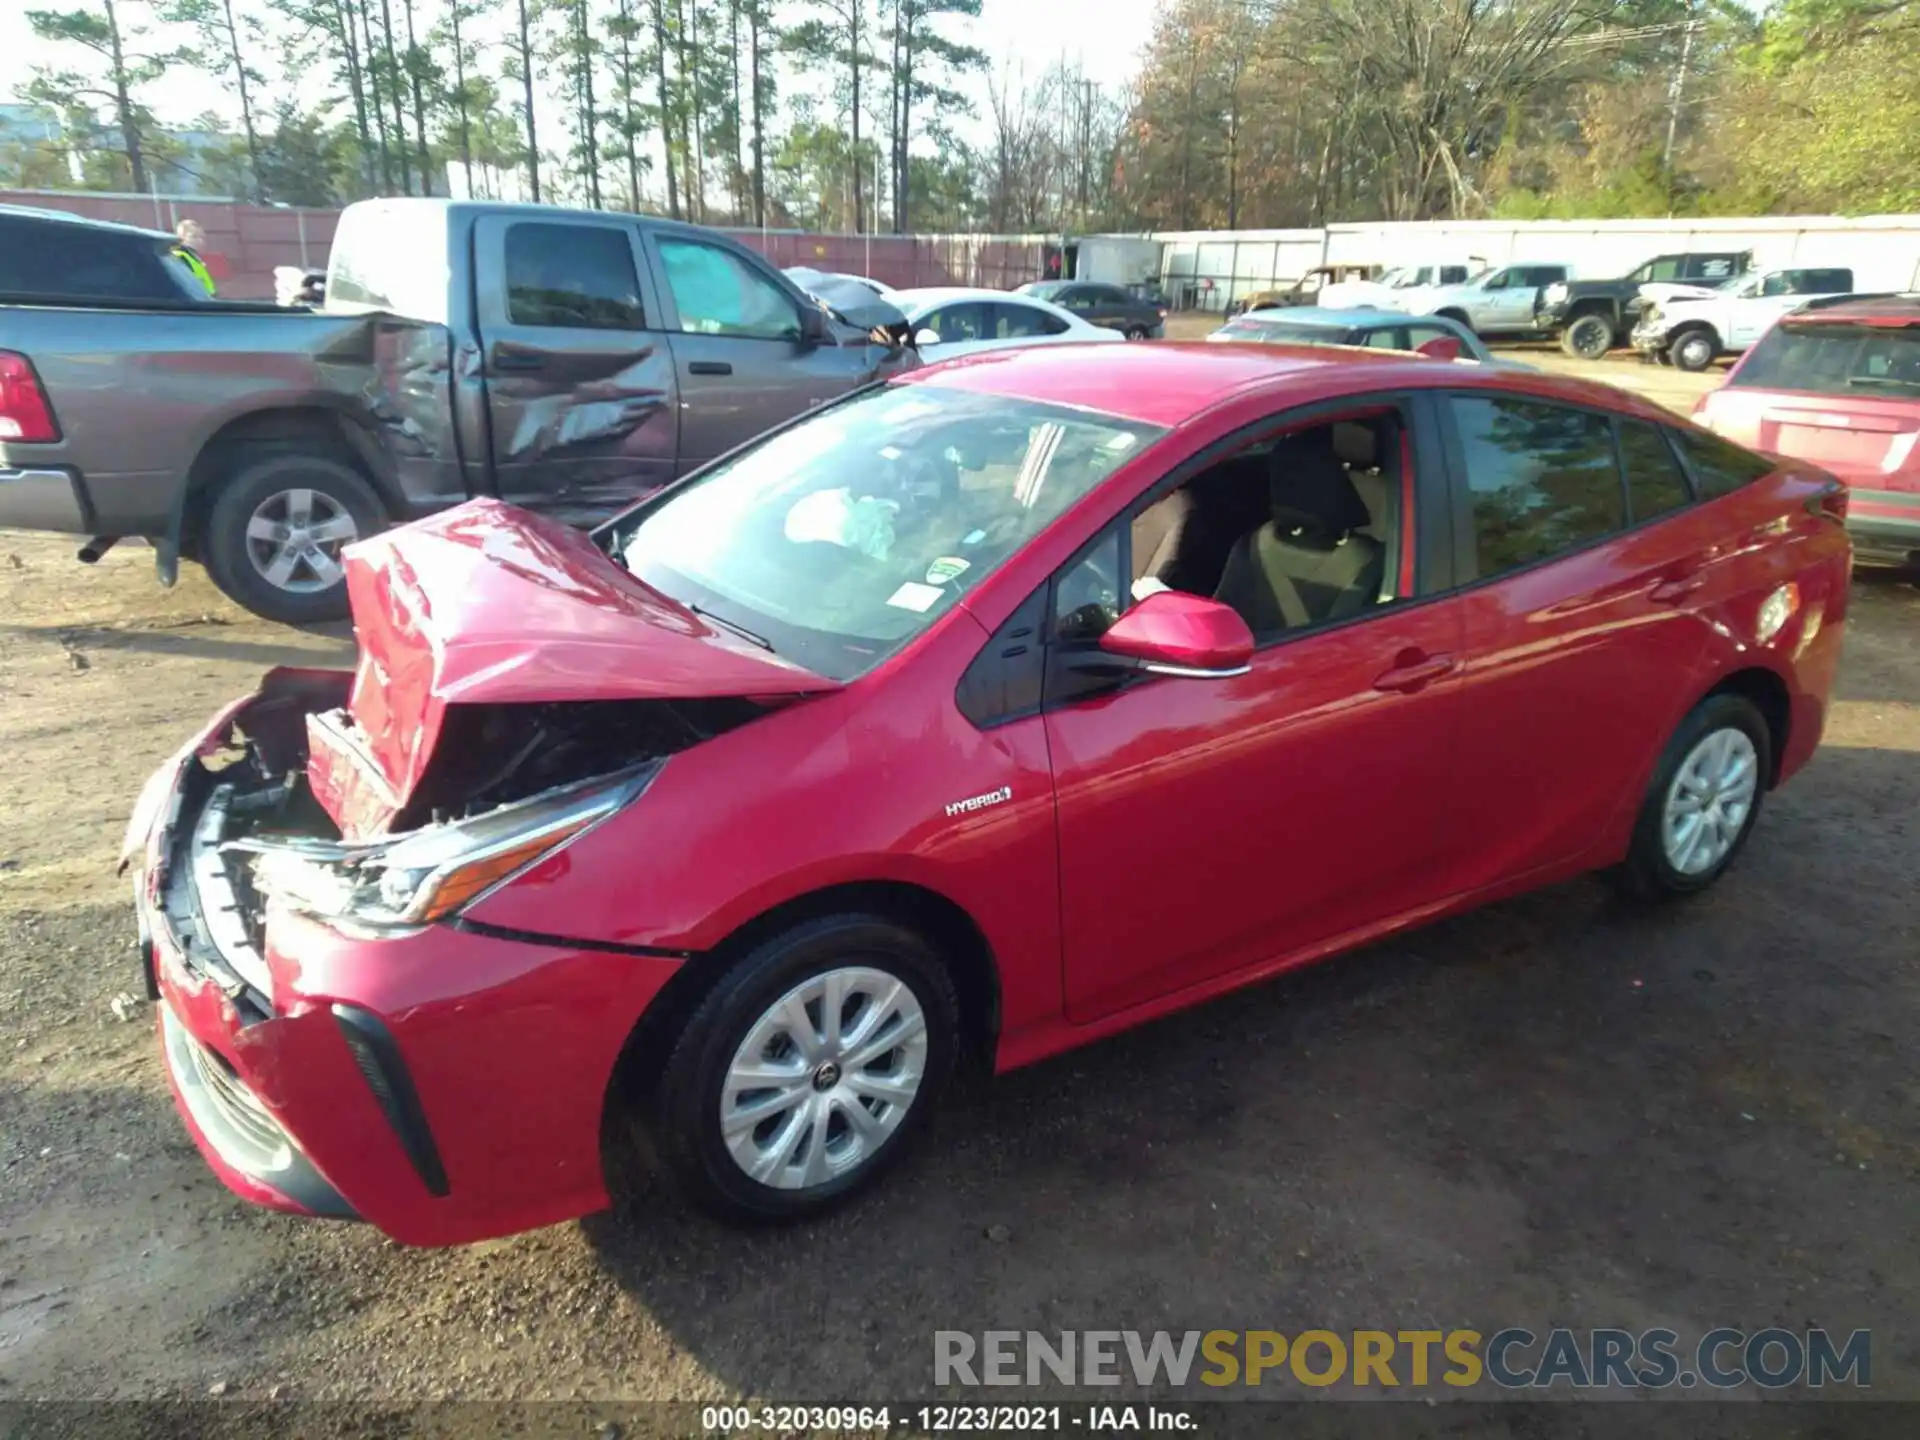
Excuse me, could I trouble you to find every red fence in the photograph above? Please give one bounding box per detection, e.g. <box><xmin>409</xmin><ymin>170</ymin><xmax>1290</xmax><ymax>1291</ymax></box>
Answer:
<box><xmin>1</xmin><ymin>189</ymin><xmax>1052</xmax><ymax>301</ymax></box>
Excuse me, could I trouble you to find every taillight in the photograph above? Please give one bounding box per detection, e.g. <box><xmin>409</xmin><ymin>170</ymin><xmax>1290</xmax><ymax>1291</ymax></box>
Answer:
<box><xmin>0</xmin><ymin>351</ymin><xmax>60</xmax><ymax>443</ymax></box>
<box><xmin>1808</xmin><ymin>481</ymin><xmax>1849</xmax><ymax>524</ymax></box>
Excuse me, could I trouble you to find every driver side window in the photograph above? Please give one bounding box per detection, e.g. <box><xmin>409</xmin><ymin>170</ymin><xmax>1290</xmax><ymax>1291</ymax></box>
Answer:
<box><xmin>657</xmin><ymin>237</ymin><xmax>801</xmax><ymax>340</ymax></box>
<box><xmin>1052</xmin><ymin>413</ymin><xmax>1412</xmax><ymax>647</ymax></box>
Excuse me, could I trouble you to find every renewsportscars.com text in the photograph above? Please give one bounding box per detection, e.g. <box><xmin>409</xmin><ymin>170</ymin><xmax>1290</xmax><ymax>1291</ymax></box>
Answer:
<box><xmin>934</xmin><ymin>1327</ymin><xmax>1871</xmax><ymax>1391</ymax></box>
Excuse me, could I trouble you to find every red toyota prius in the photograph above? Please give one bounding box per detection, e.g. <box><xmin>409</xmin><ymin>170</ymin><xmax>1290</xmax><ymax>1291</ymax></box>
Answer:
<box><xmin>124</xmin><ymin>343</ymin><xmax>1851</xmax><ymax>1246</ymax></box>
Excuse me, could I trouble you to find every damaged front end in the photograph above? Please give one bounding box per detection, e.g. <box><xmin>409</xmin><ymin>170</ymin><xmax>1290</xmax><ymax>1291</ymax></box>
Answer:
<box><xmin>127</xmin><ymin>672</ymin><xmax>769</xmax><ymax>1004</ymax></box>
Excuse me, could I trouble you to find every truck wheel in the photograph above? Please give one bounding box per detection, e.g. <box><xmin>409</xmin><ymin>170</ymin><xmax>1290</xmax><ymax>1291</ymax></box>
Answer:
<box><xmin>1668</xmin><ymin>329</ymin><xmax>1718</xmax><ymax>372</ymax></box>
<box><xmin>1561</xmin><ymin>313</ymin><xmax>1615</xmax><ymax>360</ymax></box>
<box><xmin>201</xmin><ymin>452</ymin><xmax>386</xmax><ymax>625</ymax></box>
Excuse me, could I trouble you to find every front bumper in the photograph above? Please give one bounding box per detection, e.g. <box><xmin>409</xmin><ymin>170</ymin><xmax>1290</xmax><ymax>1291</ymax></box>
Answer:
<box><xmin>1630</xmin><ymin>321</ymin><xmax>1671</xmax><ymax>357</ymax></box>
<box><xmin>1844</xmin><ymin>488</ymin><xmax>1920</xmax><ymax>566</ymax></box>
<box><xmin>129</xmin><ymin>675</ymin><xmax>686</xmax><ymax>1246</ymax></box>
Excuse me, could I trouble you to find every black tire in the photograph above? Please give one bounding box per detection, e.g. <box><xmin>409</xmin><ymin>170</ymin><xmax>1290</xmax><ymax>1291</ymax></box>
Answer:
<box><xmin>1123</xmin><ymin>324</ymin><xmax>1149</xmax><ymax>341</ymax></box>
<box><xmin>1668</xmin><ymin>328</ymin><xmax>1719</xmax><ymax>372</ymax></box>
<box><xmin>200</xmin><ymin>450</ymin><xmax>386</xmax><ymax>625</ymax></box>
<box><xmin>647</xmin><ymin>913</ymin><xmax>959</xmax><ymax>1223</ymax></box>
<box><xmin>1560</xmin><ymin>312</ymin><xmax>1615</xmax><ymax>360</ymax></box>
<box><xmin>1617</xmin><ymin>694</ymin><xmax>1772</xmax><ymax>902</ymax></box>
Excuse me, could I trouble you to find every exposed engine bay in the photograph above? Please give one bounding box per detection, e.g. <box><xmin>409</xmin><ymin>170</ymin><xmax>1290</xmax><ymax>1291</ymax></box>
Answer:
<box><xmin>146</xmin><ymin>670</ymin><xmax>767</xmax><ymax>1011</ymax></box>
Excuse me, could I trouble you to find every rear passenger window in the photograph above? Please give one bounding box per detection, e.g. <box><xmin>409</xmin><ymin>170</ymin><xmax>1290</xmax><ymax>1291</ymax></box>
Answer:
<box><xmin>1669</xmin><ymin>426</ymin><xmax>1775</xmax><ymax>499</ymax></box>
<box><xmin>505</xmin><ymin>223</ymin><xmax>645</xmax><ymax>329</ymax></box>
<box><xmin>0</xmin><ymin>216</ymin><xmax>178</xmax><ymax>301</ymax></box>
<box><xmin>1449</xmin><ymin>395</ymin><xmax>1623</xmax><ymax>576</ymax></box>
<box><xmin>1617</xmin><ymin>420</ymin><xmax>1692</xmax><ymax>522</ymax></box>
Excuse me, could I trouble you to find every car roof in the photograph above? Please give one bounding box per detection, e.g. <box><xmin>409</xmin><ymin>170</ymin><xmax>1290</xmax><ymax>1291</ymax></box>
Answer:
<box><xmin>900</xmin><ymin>340</ymin><xmax>1660</xmax><ymax>430</ymax></box>
<box><xmin>0</xmin><ymin>202</ymin><xmax>173</xmax><ymax>242</ymax></box>
<box><xmin>1784</xmin><ymin>293</ymin><xmax>1920</xmax><ymax>327</ymax></box>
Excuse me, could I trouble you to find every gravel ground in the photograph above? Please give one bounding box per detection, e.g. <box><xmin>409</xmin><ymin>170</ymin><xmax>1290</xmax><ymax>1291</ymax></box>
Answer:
<box><xmin>1</xmin><ymin>347</ymin><xmax>1915</xmax><ymax>1429</ymax></box>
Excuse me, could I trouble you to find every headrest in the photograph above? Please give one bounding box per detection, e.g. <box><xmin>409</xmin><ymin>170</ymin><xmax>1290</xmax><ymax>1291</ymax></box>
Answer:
<box><xmin>1267</xmin><ymin>429</ymin><xmax>1373</xmax><ymax>541</ymax></box>
<box><xmin>1331</xmin><ymin>420</ymin><xmax>1379</xmax><ymax>469</ymax></box>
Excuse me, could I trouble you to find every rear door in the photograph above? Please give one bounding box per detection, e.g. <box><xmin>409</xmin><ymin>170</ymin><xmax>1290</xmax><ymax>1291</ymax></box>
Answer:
<box><xmin>1433</xmin><ymin>390</ymin><xmax>1719</xmax><ymax>889</ymax></box>
<box><xmin>641</xmin><ymin>229</ymin><xmax>873</xmax><ymax>470</ymax></box>
<box><xmin>471</xmin><ymin>213</ymin><xmax>679</xmax><ymax>518</ymax></box>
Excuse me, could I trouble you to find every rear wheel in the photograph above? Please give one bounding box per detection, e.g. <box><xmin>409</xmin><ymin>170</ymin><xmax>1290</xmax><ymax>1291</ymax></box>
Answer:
<box><xmin>1668</xmin><ymin>328</ymin><xmax>1719</xmax><ymax>372</ymax></box>
<box><xmin>1561</xmin><ymin>312</ymin><xmax>1616</xmax><ymax>360</ymax></box>
<box><xmin>1618</xmin><ymin>694</ymin><xmax>1770</xmax><ymax>900</ymax></box>
<box><xmin>646</xmin><ymin>914</ymin><xmax>958</xmax><ymax>1223</ymax></box>
<box><xmin>201</xmin><ymin>451</ymin><xmax>385</xmax><ymax>625</ymax></box>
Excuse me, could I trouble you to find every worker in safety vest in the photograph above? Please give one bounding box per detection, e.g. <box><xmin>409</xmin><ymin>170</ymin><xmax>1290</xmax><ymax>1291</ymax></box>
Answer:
<box><xmin>173</xmin><ymin>219</ymin><xmax>217</xmax><ymax>296</ymax></box>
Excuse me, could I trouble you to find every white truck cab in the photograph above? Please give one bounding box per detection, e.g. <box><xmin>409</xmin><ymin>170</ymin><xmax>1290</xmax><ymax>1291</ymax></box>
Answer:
<box><xmin>1631</xmin><ymin>267</ymin><xmax>1855</xmax><ymax>371</ymax></box>
<box><xmin>1391</xmin><ymin>263</ymin><xmax>1574</xmax><ymax>336</ymax></box>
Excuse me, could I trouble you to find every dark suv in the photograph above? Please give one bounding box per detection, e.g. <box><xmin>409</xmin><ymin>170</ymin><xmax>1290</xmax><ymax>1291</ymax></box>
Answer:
<box><xmin>1537</xmin><ymin>251</ymin><xmax>1753</xmax><ymax>359</ymax></box>
<box><xmin>1016</xmin><ymin>280</ymin><xmax>1166</xmax><ymax>339</ymax></box>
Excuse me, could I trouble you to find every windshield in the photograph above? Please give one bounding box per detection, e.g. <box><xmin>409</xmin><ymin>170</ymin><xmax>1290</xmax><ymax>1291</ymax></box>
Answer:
<box><xmin>1023</xmin><ymin>281</ymin><xmax>1068</xmax><ymax>300</ymax></box>
<box><xmin>613</xmin><ymin>384</ymin><xmax>1163</xmax><ymax>681</ymax></box>
<box><xmin>1732</xmin><ymin>322</ymin><xmax>1920</xmax><ymax>396</ymax></box>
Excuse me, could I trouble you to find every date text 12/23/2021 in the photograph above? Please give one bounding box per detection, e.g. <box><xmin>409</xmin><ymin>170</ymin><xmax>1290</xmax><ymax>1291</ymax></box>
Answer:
<box><xmin>701</xmin><ymin>1407</ymin><xmax>1190</xmax><ymax>1433</ymax></box>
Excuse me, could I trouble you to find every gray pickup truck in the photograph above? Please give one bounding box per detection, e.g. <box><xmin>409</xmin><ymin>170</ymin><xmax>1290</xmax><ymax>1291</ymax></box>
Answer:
<box><xmin>0</xmin><ymin>199</ymin><xmax>914</xmax><ymax>622</ymax></box>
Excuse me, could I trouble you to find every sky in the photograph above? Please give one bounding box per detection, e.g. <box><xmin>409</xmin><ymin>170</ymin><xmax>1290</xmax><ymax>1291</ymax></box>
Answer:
<box><xmin>0</xmin><ymin>0</ymin><xmax>1161</xmax><ymax>197</ymax></box>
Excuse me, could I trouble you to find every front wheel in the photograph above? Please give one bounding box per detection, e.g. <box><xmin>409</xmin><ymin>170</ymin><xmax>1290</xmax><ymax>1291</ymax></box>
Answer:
<box><xmin>1560</xmin><ymin>313</ymin><xmax>1616</xmax><ymax>360</ymax></box>
<box><xmin>1617</xmin><ymin>694</ymin><xmax>1771</xmax><ymax>901</ymax></box>
<box><xmin>1668</xmin><ymin>329</ymin><xmax>1718</xmax><ymax>372</ymax></box>
<box><xmin>647</xmin><ymin>914</ymin><xmax>959</xmax><ymax>1223</ymax></box>
<box><xmin>200</xmin><ymin>451</ymin><xmax>386</xmax><ymax>625</ymax></box>
<box><xmin>1123</xmin><ymin>324</ymin><xmax>1149</xmax><ymax>341</ymax></box>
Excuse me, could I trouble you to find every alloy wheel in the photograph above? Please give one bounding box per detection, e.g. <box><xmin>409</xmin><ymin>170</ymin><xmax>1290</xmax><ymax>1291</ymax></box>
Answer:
<box><xmin>244</xmin><ymin>488</ymin><xmax>360</xmax><ymax>594</ymax></box>
<box><xmin>1661</xmin><ymin>726</ymin><xmax>1759</xmax><ymax>875</ymax></box>
<box><xmin>719</xmin><ymin>966</ymin><xmax>929</xmax><ymax>1191</ymax></box>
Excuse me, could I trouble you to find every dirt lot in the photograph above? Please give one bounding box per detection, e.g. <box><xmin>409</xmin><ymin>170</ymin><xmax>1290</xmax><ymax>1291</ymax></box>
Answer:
<box><xmin>3</xmin><ymin>350</ymin><xmax>1918</xmax><ymax>1421</ymax></box>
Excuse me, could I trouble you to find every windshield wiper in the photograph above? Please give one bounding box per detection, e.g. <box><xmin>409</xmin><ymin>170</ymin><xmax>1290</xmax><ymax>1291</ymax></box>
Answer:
<box><xmin>687</xmin><ymin>602</ymin><xmax>775</xmax><ymax>652</ymax></box>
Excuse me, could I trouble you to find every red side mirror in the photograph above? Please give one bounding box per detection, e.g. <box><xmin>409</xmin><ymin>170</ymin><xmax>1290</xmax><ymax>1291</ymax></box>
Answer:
<box><xmin>1416</xmin><ymin>335</ymin><xmax>1463</xmax><ymax>361</ymax></box>
<box><xmin>1098</xmin><ymin>590</ymin><xmax>1254</xmax><ymax>678</ymax></box>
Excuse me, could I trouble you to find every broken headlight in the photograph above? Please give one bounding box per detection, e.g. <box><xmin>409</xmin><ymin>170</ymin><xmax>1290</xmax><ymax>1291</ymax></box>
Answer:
<box><xmin>235</xmin><ymin>766</ymin><xmax>655</xmax><ymax>933</ymax></box>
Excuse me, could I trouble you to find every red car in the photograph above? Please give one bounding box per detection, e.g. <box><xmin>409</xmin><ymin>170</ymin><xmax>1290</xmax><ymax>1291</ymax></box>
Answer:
<box><xmin>1693</xmin><ymin>293</ymin><xmax>1920</xmax><ymax>568</ymax></box>
<box><xmin>125</xmin><ymin>343</ymin><xmax>1851</xmax><ymax>1246</ymax></box>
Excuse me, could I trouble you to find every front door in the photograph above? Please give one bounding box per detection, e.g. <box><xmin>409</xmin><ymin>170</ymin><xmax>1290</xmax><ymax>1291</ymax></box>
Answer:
<box><xmin>472</xmin><ymin>213</ymin><xmax>680</xmax><ymax>520</ymax></box>
<box><xmin>1041</xmin><ymin>400</ymin><xmax>1472</xmax><ymax>1022</ymax></box>
<box><xmin>644</xmin><ymin>232</ymin><xmax>878</xmax><ymax>471</ymax></box>
<box><xmin>1434</xmin><ymin>392</ymin><xmax>1716</xmax><ymax>888</ymax></box>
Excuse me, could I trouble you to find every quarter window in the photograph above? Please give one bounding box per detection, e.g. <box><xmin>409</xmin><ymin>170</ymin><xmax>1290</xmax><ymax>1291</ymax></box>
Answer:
<box><xmin>657</xmin><ymin>237</ymin><xmax>799</xmax><ymax>339</ymax></box>
<box><xmin>1669</xmin><ymin>426</ymin><xmax>1775</xmax><ymax>500</ymax></box>
<box><xmin>504</xmin><ymin>222</ymin><xmax>646</xmax><ymax>329</ymax></box>
<box><xmin>1616</xmin><ymin>420</ymin><xmax>1693</xmax><ymax>522</ymax></box>
<box><xmin>1449</xmin><ymin>395</ymin><xmax>1623</xmax><ymax>576</ymax></box>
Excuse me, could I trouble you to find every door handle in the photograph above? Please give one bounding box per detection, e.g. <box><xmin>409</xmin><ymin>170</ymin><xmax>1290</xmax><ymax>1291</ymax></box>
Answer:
<box><xmin>1649</xmin><ymin>574</ymin><xmax>1704</xmax><ymax>604</ymax></box>
<box><xmin>490</xmin><ymin>349</ymin><xmax>546</xmax><ymax>373</ymax></box>
<box><xmin>687</xmin><ymin>360</ymin><xmax>733</xmax><ymax>376</ymax></box>
<box><xmin>1373</xmin><ymin>652</ymin><xmax>1458</xmax><ymax>694</ymax></box>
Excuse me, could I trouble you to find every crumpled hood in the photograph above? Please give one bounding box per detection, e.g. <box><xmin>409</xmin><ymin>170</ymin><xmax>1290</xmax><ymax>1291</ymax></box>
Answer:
<box><xmin>340</xmin><ymin>499</ymin><xmax>838</xmax><ymax>807</ymax></box>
